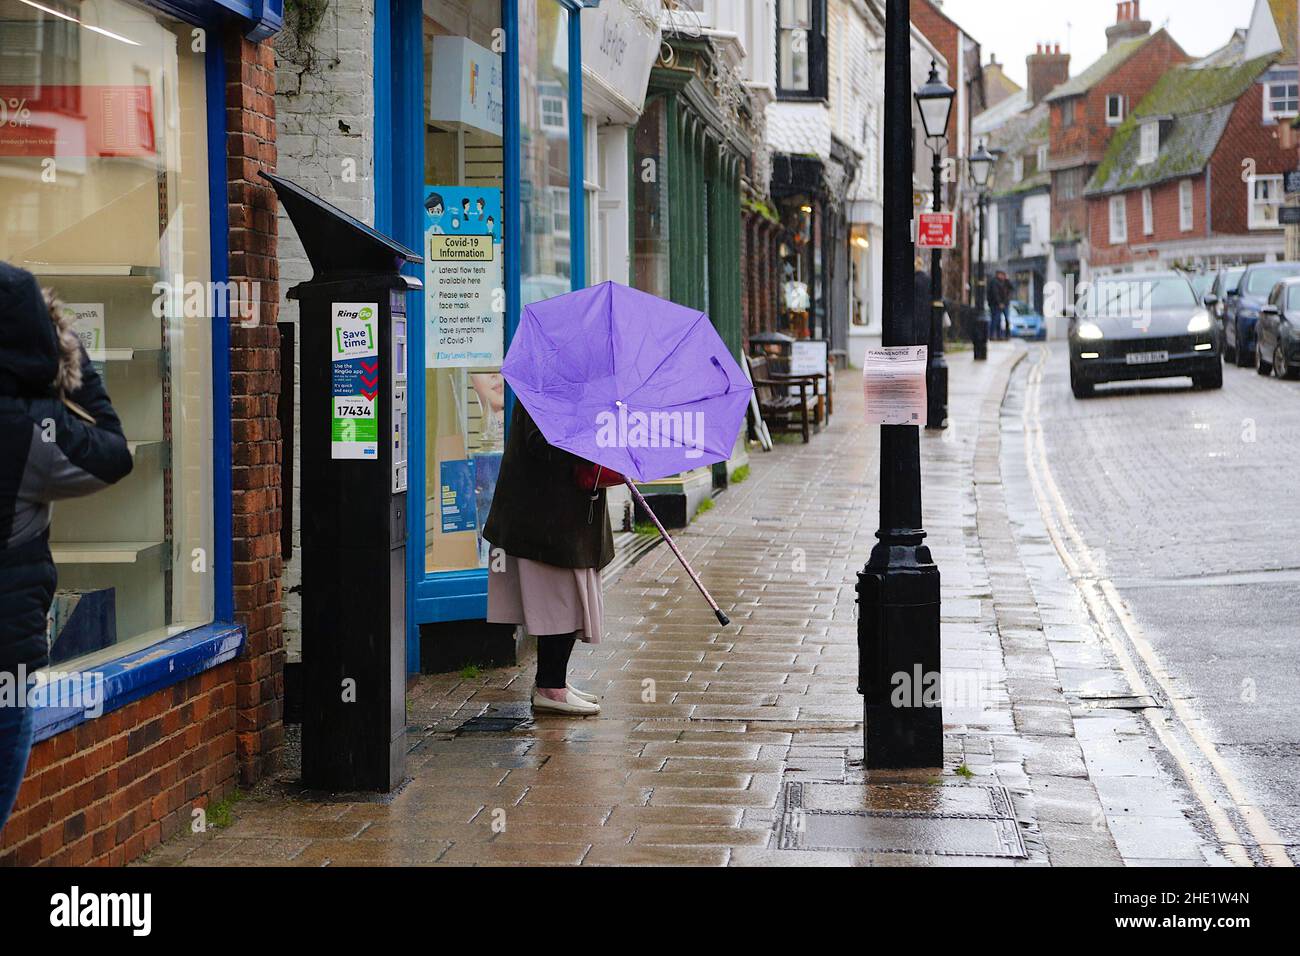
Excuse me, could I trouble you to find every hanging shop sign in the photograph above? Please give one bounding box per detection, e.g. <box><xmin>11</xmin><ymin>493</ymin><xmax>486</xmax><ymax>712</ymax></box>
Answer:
<box><xmin>331</xmin><ymin>302</ymin><xmax>380</xmax><ymax>460</ymax></box>
<box><xmin>581</xmin><ymin>0</ymin><xmax>661</xmax><ymax>121</ymax></box>
<box><xmin>424</xmin><ymin>185</ymin><xmax>505</xmax><ymax>368</ymax></box>
<box><xmin>427</xmin><ymin>36</ymin><xmax>503</xmax><ymax>137</ymax></box>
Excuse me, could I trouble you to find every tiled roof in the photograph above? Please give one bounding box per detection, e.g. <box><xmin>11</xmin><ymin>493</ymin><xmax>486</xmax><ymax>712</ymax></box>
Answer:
<box><xmin>765</xmin><ymin>102</ymin><xmax>832</xmax><ymax>160</ymax></box>
<box><xmin>1271</xmin><ymin>0</ymin><xmax>1297</xmax><ymax>62</ymax></box>
<box><xmin>1085</xmin><ymin>54</ymin><xmax>1277</xmax><ymax>195</ymax></box>
<box><xmin>1045</xmin><ymin>35</ymin><xmax>1152</xmax><ymax>102</ymax></box>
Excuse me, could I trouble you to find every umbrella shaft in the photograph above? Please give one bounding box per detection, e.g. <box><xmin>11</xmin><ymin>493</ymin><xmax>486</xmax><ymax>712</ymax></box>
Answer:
<box><xmin>623</xmin><ymin>479</ymin><xmax>721</xmax><ymax>615</ymax></box>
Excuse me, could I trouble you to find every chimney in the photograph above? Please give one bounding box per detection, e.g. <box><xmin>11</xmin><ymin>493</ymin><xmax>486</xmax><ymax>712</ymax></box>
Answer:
<box><xmin>1026</xmin><ymin>43</ymin><xmax>1071</xmax><ymax>105</ymax></box>
<box><xmin>1106</xmin><ymin>0</ymin><xmax>1151</xmax><ymax>49</ymax></box>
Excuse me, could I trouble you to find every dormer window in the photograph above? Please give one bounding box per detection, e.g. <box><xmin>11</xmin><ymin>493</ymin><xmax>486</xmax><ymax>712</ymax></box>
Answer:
<box><xmin>1013</xmin><ymin>156</ymin><xmax>1024</xmax><ymax>182</ymax></box>
<box><xmin>1138</xmin><ymin>120</ymin><xmax>1159</xmax><ymax>165</ymax></box>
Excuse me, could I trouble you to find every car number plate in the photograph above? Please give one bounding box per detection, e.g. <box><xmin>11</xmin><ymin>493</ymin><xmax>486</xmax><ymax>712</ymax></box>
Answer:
<box><xmin>1125</xmin><ymin>350</ymin><xmax>1169</xmax><ymax>365</ymax></box>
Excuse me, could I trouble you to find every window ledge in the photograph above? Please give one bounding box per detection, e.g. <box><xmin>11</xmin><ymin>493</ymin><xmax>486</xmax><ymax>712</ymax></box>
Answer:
<box><xmin>32</xmin><ymin>623</ymin><xmax>245</xmax><ymax>744</ymax></box>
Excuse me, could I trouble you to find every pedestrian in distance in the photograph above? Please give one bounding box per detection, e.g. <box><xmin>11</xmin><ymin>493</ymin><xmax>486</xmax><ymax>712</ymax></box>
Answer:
<box><xmin>0</xmin><ymin>262</ymin><xmax>133</xmax><ymax>834</ymax></box>
<box><xmin>989</xmin><ymin>270</ymin><xmax>1012</xmax><ymax>340</ymax></box>
<box><xmin>914</xmin><ymin>259</ymin><xmax>933</xmax><ymax>346</ymax></box>
<box><xmin>482</xmin><ymin>402</ymin><xmax>612</xmax><ymax>716</ymax></box>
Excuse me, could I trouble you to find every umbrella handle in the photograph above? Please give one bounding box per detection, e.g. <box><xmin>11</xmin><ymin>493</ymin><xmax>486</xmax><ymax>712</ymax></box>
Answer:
<box><xmin>623</xmin><ymin>478</ymin><xmax>731</xmax><ymax>627</ymax></box>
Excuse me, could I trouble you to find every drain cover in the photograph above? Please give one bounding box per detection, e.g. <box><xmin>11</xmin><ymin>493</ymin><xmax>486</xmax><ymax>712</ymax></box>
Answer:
<box><xmin>776</xmin><ymin>782</ymin><xmax>1028</xmax><ymax>859</ymax></box>
<box><xmin>455</xmin><ymin>715</ymin><xmax>530</xmax><ymax>734</ymax></box>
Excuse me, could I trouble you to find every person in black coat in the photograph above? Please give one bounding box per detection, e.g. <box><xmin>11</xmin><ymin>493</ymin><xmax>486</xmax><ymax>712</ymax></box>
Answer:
<box><xmin>0</xmin><ymin>262</ymin><xmax>132</xmax><ymax>833</ymax></box>
<box><xmin>914</xmin><ymin>264</ymin><xmax>934</xmax><ymax>344</ymax></box>
<box><xmin>482</xmin><ymin>402</ymin><xmax>613</xmax><ymax>716</ymax></box>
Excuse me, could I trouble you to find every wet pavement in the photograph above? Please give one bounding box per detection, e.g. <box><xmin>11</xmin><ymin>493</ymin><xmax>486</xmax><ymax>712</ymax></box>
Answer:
<box><xmin>138</xmin><ymin>340</ymin><xmax>1224</xmax><ymax>867</ymax></box>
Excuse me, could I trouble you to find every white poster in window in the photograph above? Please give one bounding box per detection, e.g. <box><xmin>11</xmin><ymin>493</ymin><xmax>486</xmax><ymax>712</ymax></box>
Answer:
<box><xmin>424</xmin><ymin>185</ymin><xmax>504</xmax><ymax>368</ymax></box>
<box><xmin>863</xmin><ymin>346</ymin><xmax>927</xmax><ymax>426</ymax></box>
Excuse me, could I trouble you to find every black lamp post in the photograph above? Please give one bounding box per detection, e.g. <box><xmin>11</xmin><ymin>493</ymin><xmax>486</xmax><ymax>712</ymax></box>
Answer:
<box><xmin>856</xmin><ymin>0</ymin><xmax>942</xmax><ymax>769</ymax></box>
<box><xmin>969</xmin><ymin>141</ymin><xmax>997</xmax><ymax>361</ymax></box>
<box><xmin>914</xmin><ymin>61</ymin><xmax>955</xmax><ymax>430</ymax></box>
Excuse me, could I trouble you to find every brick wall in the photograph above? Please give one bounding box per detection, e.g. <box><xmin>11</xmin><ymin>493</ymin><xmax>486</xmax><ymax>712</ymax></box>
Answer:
<box><xmin>1209</xmin><ymin>89</ymin><xmax>1291</xmax><ymax>236</ymax></box>
<box><xmin>0</xmin><ymin>24</ymin><xmax>282</xmax><ymax>867</ymax></box>
<box><xmin>226</xmin><ymin>30</ymin><xmax>284</xmax><ymax>786</ymax></box>
<box><xmin>1087</xmin><ymin>176</ymin><xmax>1207</xmax><ymax>270</ymax></box>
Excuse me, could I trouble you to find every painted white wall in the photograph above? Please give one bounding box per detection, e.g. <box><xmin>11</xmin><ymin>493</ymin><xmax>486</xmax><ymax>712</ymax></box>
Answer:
<box><xmin>275</xmin><ymin>0</ymin><xmax>377</xmax><ymax>661</ymax></box>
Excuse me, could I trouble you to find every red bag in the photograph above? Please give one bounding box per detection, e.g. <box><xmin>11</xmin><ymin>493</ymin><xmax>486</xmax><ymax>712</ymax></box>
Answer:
<box><xmin>574</xmin><ymin>461</ymin><xmax>625</xmax><ymax>491</ymax></box>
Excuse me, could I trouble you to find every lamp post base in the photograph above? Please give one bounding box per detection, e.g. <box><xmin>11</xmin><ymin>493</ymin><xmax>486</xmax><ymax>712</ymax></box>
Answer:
<box><xmin>857</xmin><ymin>539</ymin><xmax>944</xmax><ymax>768</ymax></box>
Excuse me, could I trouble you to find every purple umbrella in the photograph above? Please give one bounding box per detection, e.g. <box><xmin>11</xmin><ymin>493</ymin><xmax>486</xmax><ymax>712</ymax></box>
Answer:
<box><xmin>502</xmin><ymin>281</ymin><xmax>753</xmax><ymax>625</ymax></box>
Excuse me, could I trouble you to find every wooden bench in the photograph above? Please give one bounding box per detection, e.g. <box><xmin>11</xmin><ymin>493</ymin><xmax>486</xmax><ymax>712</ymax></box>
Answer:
<box><xmin>747</xmin><ymin>354</ymin><xmax>816</xmax><ymax>443</ymax></box>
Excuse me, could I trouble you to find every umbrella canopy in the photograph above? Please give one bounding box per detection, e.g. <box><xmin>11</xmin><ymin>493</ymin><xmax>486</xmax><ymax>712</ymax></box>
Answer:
<box><xmin>502</xmin><ymin>281</ymin><xmax>753</xmax><ymax>483</ymax></box>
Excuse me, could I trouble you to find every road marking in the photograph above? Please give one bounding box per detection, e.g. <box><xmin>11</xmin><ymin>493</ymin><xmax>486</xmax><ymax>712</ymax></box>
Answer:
<box><xmin>1021</xmin><ymin>344</ymin><xmax>1292</xmax><ymax>867</ymax></box>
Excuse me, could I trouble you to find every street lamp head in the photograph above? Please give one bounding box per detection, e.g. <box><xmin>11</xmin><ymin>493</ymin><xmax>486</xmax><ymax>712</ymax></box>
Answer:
<box><xmin>914</xmin><ymin>60</ymin><xmax>956</xmax><ymax>141</ymax></box>
<box><xmin>969</xmin><ymin>140</ymin><xmax>997</xmax><ymax>189</ymax></box>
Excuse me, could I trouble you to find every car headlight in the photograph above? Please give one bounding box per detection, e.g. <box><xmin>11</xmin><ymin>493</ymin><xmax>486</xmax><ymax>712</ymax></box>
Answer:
<box><xmin>1076</xmin><ymin>321</ymin><xmax>1104</xmax><ymax>340</ymax></box>
<box><xmin>1187</xmin><ymin>310</ymin><xmax>1212</xmax><ymax>333</ymax></box>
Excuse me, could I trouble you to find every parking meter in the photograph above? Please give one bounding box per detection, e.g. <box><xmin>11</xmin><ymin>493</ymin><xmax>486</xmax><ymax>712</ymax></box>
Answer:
<box><xmin>261</xmin><ymin>172</ymin><xmax>421</xmax><ymax>792</ymax></box>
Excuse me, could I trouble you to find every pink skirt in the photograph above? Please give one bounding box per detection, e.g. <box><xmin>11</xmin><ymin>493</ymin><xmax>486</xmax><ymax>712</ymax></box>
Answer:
<box><xmin>486</xmin><ymin>554</ymin><xmax>604</xmax><ymax>645</ymax></box>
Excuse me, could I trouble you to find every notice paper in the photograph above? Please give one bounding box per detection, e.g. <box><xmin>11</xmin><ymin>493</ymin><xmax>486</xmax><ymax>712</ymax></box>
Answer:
<box><xmin>863</xmin><ymin>345</ymin><xmax>928</xmax><ymax>426</ymax></box>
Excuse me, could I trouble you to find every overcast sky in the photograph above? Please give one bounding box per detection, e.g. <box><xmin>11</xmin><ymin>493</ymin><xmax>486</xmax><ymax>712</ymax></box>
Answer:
<box><xmin>937</xmin><ymin>0</ymin><xmax>1260</xmax><ymax>86</ymax></box>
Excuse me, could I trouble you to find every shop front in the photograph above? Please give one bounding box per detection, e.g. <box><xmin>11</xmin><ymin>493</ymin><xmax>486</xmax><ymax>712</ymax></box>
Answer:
<box><xmin>0</xmin><ymin>0</ymin><xmax>283</xmax><ymax>865</ymax></box>
<box><xmin>372</xmin><ymin>0</ymin><xmax>591</xmax><ymax>671</ymax></box>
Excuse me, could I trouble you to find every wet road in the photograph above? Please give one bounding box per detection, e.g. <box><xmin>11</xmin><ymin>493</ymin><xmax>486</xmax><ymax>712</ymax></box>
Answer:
<box><xmin>1016</xmin><ymin>342</ymin><xmax>1300</xmax><ymax>862</ymax></box>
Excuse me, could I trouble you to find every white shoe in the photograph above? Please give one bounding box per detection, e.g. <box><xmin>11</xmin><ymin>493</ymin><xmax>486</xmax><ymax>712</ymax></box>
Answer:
<box><xmin>532</xmin><ymin>682</ymin><xmax>600</xmax><ymax>704</ymax></box>
<box><xmin>532</xmin><ymin>689</ymin><xmax>600</xmax><ymax>716</ymax></box>
<box><xmin>567</xmin><ymin>684</ymin><xmax>600</xmax><ymax>704</ymax></box>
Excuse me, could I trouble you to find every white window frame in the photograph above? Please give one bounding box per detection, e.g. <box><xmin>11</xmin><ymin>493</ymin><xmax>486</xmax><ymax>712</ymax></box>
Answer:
<box><xmin>1264</xmin><ymin>79</ymin><xmax>1300</xmax><ymax>122</ymax></box>
<box><xmin>1037</xmin><ymin>144</ymin><xmax>1048</xmax><ymax>170</ymax></box>
<box><xmin>1013</xmin><ymin>156</ymin><xmax>1024</xmax><ymax>182</ymax></box>
<box><xmin>1179</xmin><ymin>179</ymin><xmax>1194</xmax><ymax>232</ymax></box>
<box><xmin>1138</xmin><ymin>121</ymin><xmax>1159</xmax><ymax>165</ymax></box>
<box><xmin>1248</xmin><ymin>174</ymin><xmax>1283</xmax><ymax>230</ymax></box>
<box><xmin>1109</xmin><ymin>195</ymin><xmax>1128</xmax><ymax>245</ymax></box>
<box><xmin>1142</xmin><ymin>188</ymin><xmax>1153</xmax><ymax>235</ymax></box>
<box><xmin>1106</xmin><ymin>94</ymin><xmax>1125</xmax><ymax>126</ymax></box>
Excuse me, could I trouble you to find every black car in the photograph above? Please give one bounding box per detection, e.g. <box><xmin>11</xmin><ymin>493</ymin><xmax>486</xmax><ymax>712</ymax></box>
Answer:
<box><xmin>1224</xmin><ymin>261</ymin><xmax>1300</xmax><ymax>367</ymax></box>
<box><xmin>1255</xmin><ymin>276</ymin><xmax>1300</xmax><ymax>379</ymax></box>
<box><xmin>1069</xmin><ymin>272</ymin><xmax>1222</xmax><ymax>398</ymax></box>
<box><xmin>1203</xmin><ymin>265</ymin><xmax>1244</xmax><ymax>328</ymax></box>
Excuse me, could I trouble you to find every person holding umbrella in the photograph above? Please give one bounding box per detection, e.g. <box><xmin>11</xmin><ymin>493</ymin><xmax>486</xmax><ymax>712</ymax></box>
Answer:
<box><xmin>483</xmin><ymin>403</ymin><xmax>612</xmax><ymax>717</ymax></box>
<box><xmin>485</xmin><ymin>281</ymin><xmax>753</xmax><ymax>717</ymax></box>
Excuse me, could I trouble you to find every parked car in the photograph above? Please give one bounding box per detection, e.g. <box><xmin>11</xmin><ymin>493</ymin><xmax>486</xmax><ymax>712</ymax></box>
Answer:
<box><xmin>1204</xmin><ymin>266</ymin><xmax>1245</xmax><ymax>330</ymax></box>
<box><xmin>1255</xmin><ymin>276</ymin><xmax>1300</xmax><ymax>378</ymax></box>
<box><xmin>1008</xmin><ymin>300</ymin><xmax>1046</xmax><ymax>340</ymax></box>
<box><xmin>1186</xmin><ymin>271</ymin><xmax>1216</xmax><ymax>304</ymax></box>
<box><xmin>1069</xmin><ymin>271</ymin><xmax>1221</xmax><ymax>398</ymax></box>
<box><xmin>1224</xmin><ymin>262</ymin><xmax>1300</xmax><ymax>367</ymax></box>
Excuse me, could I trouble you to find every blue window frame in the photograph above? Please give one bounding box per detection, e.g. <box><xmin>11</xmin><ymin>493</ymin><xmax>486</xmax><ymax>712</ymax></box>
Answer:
<box><xmin>29</xmin><ymin>0</ymin><xmax>275</xmax><ymax>741</ymax></box>
<box><xmin>376</xmin><ymin>0</ymin><xmax>587</xmax><ymax>671</ymax></box>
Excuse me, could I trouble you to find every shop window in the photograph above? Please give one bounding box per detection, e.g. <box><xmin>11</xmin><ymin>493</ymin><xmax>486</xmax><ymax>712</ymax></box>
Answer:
<box><xmin>0</xmin><ymin>0</ymin><xmax>214</xmax><ymax>668</ymax></box>
<box><xmin>777</xmin><ymin>0</ymin><xmax>826</xmax><ymax>100</ymax></box>
<box><xmin>421</xmin><ymin>0</ymin><xmax>506</xmax><ymax>574</ymax></box>
<box><xmin>632</xmin><ymin>96</ymin><xmax>670</xmax><ymax>299</ymax></box>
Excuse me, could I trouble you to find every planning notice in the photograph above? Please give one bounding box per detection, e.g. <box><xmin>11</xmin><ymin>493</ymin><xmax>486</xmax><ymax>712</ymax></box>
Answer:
<box><xmin>863</xmin><ymin>345</ymin><xmax>928</xmax><ymax>426</ymax></box>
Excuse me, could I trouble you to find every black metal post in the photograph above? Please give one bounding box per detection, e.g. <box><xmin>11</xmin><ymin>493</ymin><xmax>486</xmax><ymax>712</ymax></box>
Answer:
<box><xmin>925</xmin><ymin>146</ymin><xmax>948</xmax><ymax>429</ymax></box>
<box><xmin>974</xmin><ymin>191</ymin><xmax>989</xmax><ymax>361</ymax></box>
<box><xmin>857</xmin><ymin>0</ymin><xmax>943</xmax><ymax>769</ymax></box>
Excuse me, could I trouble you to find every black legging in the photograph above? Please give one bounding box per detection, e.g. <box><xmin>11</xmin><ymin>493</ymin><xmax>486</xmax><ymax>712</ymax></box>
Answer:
<box><xmin>536</xmin><ymin>633</ymin><xmax>577</xmax><ymax>690</ymax></box>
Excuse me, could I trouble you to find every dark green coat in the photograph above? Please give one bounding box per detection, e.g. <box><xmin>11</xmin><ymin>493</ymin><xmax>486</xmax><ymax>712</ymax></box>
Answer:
<box><xmin>482</xmin><ymin>403</ymin><xmax>614</xmax><ymax>570</ymax></box>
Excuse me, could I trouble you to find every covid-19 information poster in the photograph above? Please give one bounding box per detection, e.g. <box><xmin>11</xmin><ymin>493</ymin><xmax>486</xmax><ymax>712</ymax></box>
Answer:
<box><xmin>424</xmin><ymin>185</ymin><xmax>504</xmax><ymax>368</ymax></box>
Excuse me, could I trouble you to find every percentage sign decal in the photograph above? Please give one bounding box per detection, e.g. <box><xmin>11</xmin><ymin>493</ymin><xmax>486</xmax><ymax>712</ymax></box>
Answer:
<box><xmin>2</xmin><ymin>98</ymin><xmax>31</xmax><ymax>127</ymax></box>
